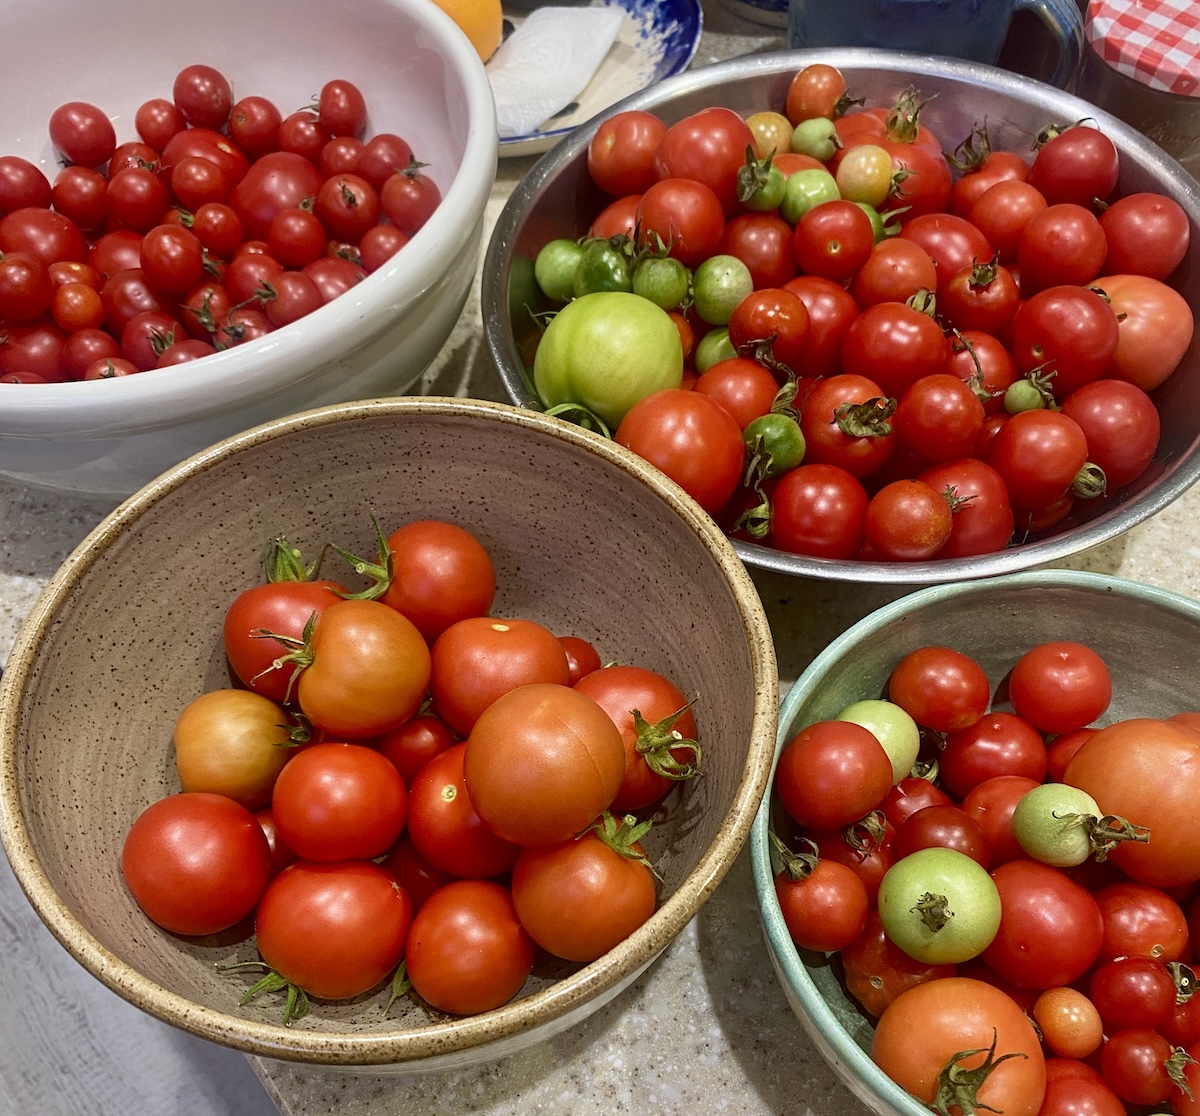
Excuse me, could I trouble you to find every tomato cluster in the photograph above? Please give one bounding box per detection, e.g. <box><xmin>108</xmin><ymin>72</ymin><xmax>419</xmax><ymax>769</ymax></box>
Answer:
<box><xmin>770</xmin><ymin>639</ymin><xmax>1200</xmax><ymax>1113</ymax></box>
<box><xmin>527</xmin><ymin>62</ymin><xmax>1194</xmax><ymax>562</ymax></box>
<box><xmin>120</xmin><ymin>519</ymin><xmax>701</xmax><ymax>1021</ymax></box>
<box><xmin>0</xmin><ymin>64</ymin><xmax>441</xmax><ymax>382</ymax></box>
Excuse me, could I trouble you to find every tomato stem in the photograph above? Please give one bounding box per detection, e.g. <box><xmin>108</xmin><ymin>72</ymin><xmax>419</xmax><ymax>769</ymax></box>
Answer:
<box><xmin>933</xmin><ymin>1029</ymin><xmax>1027</xmax><ymax>1116</ymax></box>
<box><xmin>768</xmin><ymin>830</ymin><xmax>820</xmax><ymax>881</ymax></box>
<box><xmin>632</xmin><ymin>703</ymin><xmax>702</xmax><ymax>781</ymax></box>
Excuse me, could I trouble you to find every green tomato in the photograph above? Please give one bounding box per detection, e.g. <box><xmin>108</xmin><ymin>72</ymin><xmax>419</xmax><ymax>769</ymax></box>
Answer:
<box><xmin>1005</xmin><ymin>378</ymin><xmax>1049</xmax><ymax>414</ymax></box>
<box><xmin>1012</xmin><ymin>782</ymin><xmax>1102</xmax><ymax>868</ymax></box>
<box><xmin>877</xmin><ymin>847</ymin><xmax>1001</xmax><ymax>965</ymax></box>
<box><xmin>743</xmin><ymin>413</ymin><xmax>805</xmax><ymax>477</ymax></box>
<box><xmin>693</xmin><ymin>254</ymin><xmax>754</xmax><ymax>326</ymax></box>
<box><xmin>632</xmin><ymin>256</ymin><xmax>691</xmax><ymax>311</ymax></box>
<box><xmin>791</xmin><ymin>117</ymin><xmax>840</xmax><ymax>162</ymax></box>
<box><xmin>533</xmin><ymin>238</ymin><xmax>584</xmax><ymax>302</ymax></box>
<box><xmin>573</xmin><ymin>238</ymin><xmax>633</xmax><ymax>297</ymax></box>
<box><xmin>743</xmin><ymin>163</ymin><xmax>787</xmax><ymax>213</ymax></box>
<box><xmin>694</xmin><ymin>326</ymin><xmax>736</xmax><ymax>373</ymax></box>
<box><xmin>779</xmin><ymin>168</ymin><xmax>840</xmax><ymax>226</ymax></box>
<box><xmin>533</xmin><ymin>291</ymin><xmax>684</xmax><ymax>430</ymax></box>
<box><xmin>835</xmin><ymin>699</ymin><xmax>920</xmax><ymax>784</ymax></box>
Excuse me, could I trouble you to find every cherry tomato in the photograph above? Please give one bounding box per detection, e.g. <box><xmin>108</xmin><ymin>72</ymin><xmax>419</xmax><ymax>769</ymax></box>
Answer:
<box><xmin>587</xmin><ymin>109</ymin><xmax>667</xmax><ymax>197</ymax></box>
<box><xmin>48</xmin><ymin>101</ymin><xmax>117</xmax><ymax>168</ymax></box>
<box><xmin>1028</xmin><ymin>124</ymin><xmax>1120</xmax><ymax>208</ymax></box>
<box><xmin>654</xmin><ymin>106</ymin><xmax>756</xmax><ymax>217</ymax></box>
<box><xmin>121</xmin><ymin>792</ymin><xmax>271</xmax><ymax>936</ymax></box>
<box><xmin>1099</xmin><ymin>191</ymin><xmax>1190</xmax><ymax>280</ymax></box>
<box><xmin>887</xmin><ymin>645</ymin><xmax>990</xmax><ymax>733</ymax></box>
<box><xmin>775</xmin><ymin>719</ymin><xmax>893</xmax><ymax>831</ymax></box>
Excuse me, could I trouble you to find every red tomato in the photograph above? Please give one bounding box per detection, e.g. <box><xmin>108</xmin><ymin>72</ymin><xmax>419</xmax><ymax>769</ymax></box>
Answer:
<box><xmin>574</xmin><ymin>663</ymin><xmax>699</xmax><ymax>812</ymax></box>
<box><xmin>430</xmin><ymin>616</ymin><xmax>569</xmax><ymax>738</ymax></box>
<box><xmin>464</xmin><ymin>683</ymin><xmax>626</xmax><ymax>845</ymax></box>
<box><xmin>1065</xmin><ymin>718</ymin><xmax>1200</xmax><ymax>887</ymax></box>
<box><xmin>380</xmin><ymin>519</ymin><xmax>496</xmax><ymax>644</ymax></box>
<box><xmin>986</xmin><ymin>409</ymin><xmax>1091</xmax><ymax>510</ymax></box>
<box><xmin>775</xmin><ymin>719</ymin><xmax>893</xmax><ymax>831</ymax></box>
<box><xmin>162</xmin><ymin>127</ymin><xmax>250</xmax><ymax>191</ymax></box>
<box><xmin>1028</xmin><ymin>124</ymin><xmax>1120</xmax><ymax>208</ymax></box>
<box><xmin>405</xmin><ymin>742</ymin><xmax>520</xmax><ymax>879</ymax></box>
<box><xmin>774</xmin><ymin>850</ymin><xmax>869</xmax><ymax>953</ymax></box>
<box><xmin>255</xmin><ymin>860</ymin><xmax>411</xmax><ymax>1001</ymax></box>
<box><xmin>1061</xmin><ymin>379</ymin><xmax>1160</xmax><ymax>491</ymax></box>
<box><xmin>1016</xmin><ymin>203</ymin><xmax>1107</xmax><ymax>292</ymax></box>
<box><xmin>719</xmin><ymin>213</ymin><xmax>798</xmax><ymax>290</ymax></box>
<box><xmin>1008</xmin><ymin>641</ymin><xmax>1111</xmax><ymax>736</ymax></box>
<box><xmin>511</xmin><ymin>825</ymin><xmax>657</xmax><ymax>961</ymax></box>
<box><xmin>771</xmin><ymin>463</ymin><xmax>868</xmax><ymax>559</ymax></box>
<box><xmin>1095</xmin><ymin>271</ymin><xmax>1194</xmax><ymax>392</ymax></box>
<box><xmin>949</xmin><ymin>147</ymin><xmax>1030</xmax><ymax>216</ymax></box>
<box><xmin>558</xmin><ymin>634</ymin><xmax>601</xmax><ymax>684</ymax></box>
<box><xmin>1099</xmin><ymin>191</ymin><xmax>1190</xmax><ymax>280</ymax></box>
<box><xmin>887</xmin><ymin>645</ymin><xmax>990</xmax><ymax>733</ymax></box>
<box><xmin>792</xmin><ymin>199</ymin><xmax>875</xmax><ymax>282</ymax></box>
<box><xmin>800</xmin><ymin>373</ymin><xmax>897</xmax><ymax>479</ymax></box>
<box><xmin>917</xmin><ymin>457</ymin><xmax>1014</xmax><ymax>557</ymax></box>
<box><xmin>871</xmin><ymin>977</ymin><xmax>1046</xmax><ymax>1114</ymax></box>
<box><xmin>1009</xmin><ymin>284</ymin><xmax>1120</xmax><ymax>399</ymax></box>
<box><xmin>785</xmin><ymin>63</ymin><xmax>848</xmax><ymax>124</ymax></box>
<box><xmin>899</xmin><ymin>212</ymin><xmax>993</xmax><ymax>292</ymax></box>
<box><xmin>587</xmin><ymin>110</ymin><xmax>666</xmax><ymax>197</ymax></box>
<box><xmin>893</xmin><ymin>373</ymin><xmax>985</xmax><ymax>463</ymax></box>
<box><xmin>1093</xmin><ymin>880</ymin><xmax>1190</xmax><ymax>963</ymax></box>
<box><xmin>849</xmin><ymin>237</ymin><xmax>939</xmax><ymax>309</ymax></box>
<box><xmin>121</xmin><ymin>792</ymin><xmax>271</xmax><ymax>936</ymax></box>
<box><xmin>940</xmin><ymin>712</ymin><xmax>1048</xmax><ymax>797</ymax></box>
<box><xmin>0</xmin><ymin>206</ymin><xmax>88</xmax><ymax>266</ymax></box>
<box><xmin>615</xmin><ymin>388</ymin><xmax>745</xmax><ymax>515</ymax></box>
<box><xmin>270</xmin><ymin>742</ymin><xmax>407</xmax><ymax>861</ymax></box>
<box><xmin>635</xmin><ymin>178</ymin><xmax>725</xmax><ymax>268</ymax></box>
<box><xmin>48</xmin><ymin>101</ymin><xmax>117</xmax><ymax>168</ymax></box>
<box><xmin>377</xmin><ymin>713</ymin><xmax>456</xmax><ymax>787</ymax></box>
<box><xmin>983</xmin><ymin>859</ymin><xmax>1104</xmax><ymax>989</ymax></box>
<box><xmin>405</xmin><ymin>879</ymin><xmax>536</xmax><ymax>1015</ymax></box>
<box><xmin>295</xmin><ymin>599</ymin><xmax>432</xmax><ymax>739</ymax></box>
<box><xmin>381</xmin><ymin>837</ymin><xmax>452</xmax><ymax>910</ymax></box>
<box><xmin>839</xmin><ymin>300</ymin><xmax>947</xmax><ymax>398</ymax></box>
<box><xmin>654</xmin><ymin>107</ymin><xmax>756</xmax><ymax>217</ymax></box>
<box><xmin>693</xmin><ymin>357</ymin><xmax>780</xmax><ymax>430</ymax></box>
<box><xmin>782</xmin><ymin>274</ymin><xmax>860</xmax><ymax>378</ymax></box>
<box><xmin>0</xmin><ymin>155</ymin><xmax>51</xmax><ymax>214</ymax></box>
<box><xmin>726</xmin><ymin>286</ymin><xmax>810</xmax><ymax>372</ymax></box>
<box><xmin>864</xmin><ymin>479</ymin><xmax>953</xmax><ymax>562</ymax></box>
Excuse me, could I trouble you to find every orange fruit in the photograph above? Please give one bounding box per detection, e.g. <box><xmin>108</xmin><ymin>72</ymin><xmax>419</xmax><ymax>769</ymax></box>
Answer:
<box><xmin>430</xmin><ymin>0</ymin><xmax>504</xmax><ymax>63</ymax></box>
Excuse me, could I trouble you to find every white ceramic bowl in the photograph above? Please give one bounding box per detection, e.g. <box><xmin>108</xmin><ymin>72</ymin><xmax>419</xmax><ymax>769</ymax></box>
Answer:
<box><xmin>749</xmin><ymin>569</ymin><xmax>1200</xmax><ymax>1115</ymax></box>
<box><xmin>0</xmin><ymin>396</ymin><xmax>778</xmax><ymax>1071</ymax></box>
<box><xmin>0</xmin><ymin>0</ymin><xmax>498</xmax><ymax>503</ymax></box>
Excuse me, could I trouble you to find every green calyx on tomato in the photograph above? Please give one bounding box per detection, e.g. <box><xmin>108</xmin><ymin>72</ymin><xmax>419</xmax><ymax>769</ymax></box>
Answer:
<box><xmin>768</xmin><ymin>830</ymin><xmax>820</xmax><ymax>881</ymax></box>
<box><xmin>533</xmin><ymin>290</ymin><xmax>684</xmax><ymax>430</ymax></box>
<box><xmin>882</xmin><ymin>86</ymin><xmax>931</xmax><ymax>145</ymax></box>
<box><xmin>263</xmin><ymin>535</ymin><xmax>318</xmax><ymax>583</ymax></box>
<box><xmin>219</xmin><ymin>959</ymin><xmax>311</xmax><ymax>1026</ymax></box>
<box><xmin>737</xmin><ymin>147</ymin><xmax>788</xmax><ymax>213</ymax></box>
<box><xmin>632</xmin><ymin>702</ymin><xmax>702</xmax><ymax>781</ymax></box>
<box><xmin>935</xmin><ymin>1029</ymin><xmax>1029</xmax><ymax>1116</ymax></box>
<box><xmin>1071</xmin><ymin>460</ymin><xmax>1107</xmax><ymax>500</ymax></box>
<box><xmin>945</xmin><ymin>121</ymin><xmax>994</xmax><ymax>175</ymax></box>
<box><xmin>587</xmin><ymin>810</ymin><xmax>657</xmax><ymax>874</ymax></box>
<box><xmin>835</xmin><ymin>396</ymin><xmax>895</xmax><ymax>439</ymax></box>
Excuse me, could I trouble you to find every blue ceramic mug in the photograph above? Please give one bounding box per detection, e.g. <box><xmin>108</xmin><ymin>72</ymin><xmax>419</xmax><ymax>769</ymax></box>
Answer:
<box><xmin>787</xmin><ymin>0</ymin><xmax>1085</xmax><ymax>89</ymax></box>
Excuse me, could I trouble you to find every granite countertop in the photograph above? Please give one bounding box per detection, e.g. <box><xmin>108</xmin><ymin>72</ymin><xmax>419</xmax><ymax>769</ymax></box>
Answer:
<box><xmin>3</xmin><ymin>6</ymin><xmax>1199</xmax><ymax>1116</ymax></box>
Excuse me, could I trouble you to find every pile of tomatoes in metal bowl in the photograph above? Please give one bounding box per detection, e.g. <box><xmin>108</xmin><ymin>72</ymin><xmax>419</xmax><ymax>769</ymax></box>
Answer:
<box><xmin>769</xmin><ymin>638</ymin><xmax>1200</xmax><ymax>1114</ymax></box>
<box><xmin>526</xmin><ymin>62</ymin><xmax>1193</xmax><ymax>562</ymax></box>
<box><xmin>0</xmin><ymin>63</ymin><xmax>441</xmax><ymax>381</ymax></box>
<box><xmin>119</xmin><ymin>517</ymin><xmax>700</xmax><ymax>1021</ymax></box>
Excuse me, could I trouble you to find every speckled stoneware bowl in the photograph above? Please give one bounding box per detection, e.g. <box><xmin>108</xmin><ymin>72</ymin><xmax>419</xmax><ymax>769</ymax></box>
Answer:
<box><xmin>482</xmin><ymin>49</ymin><xmax>1200</xmax><ymax>584</ymax></box>
<box><xmin>0</xmin><ymin>396</ymin><xmax>778</xmax><ymax>1071</ymax></box>
<box><xmin>749</xmin><ymin>568</ymin><xmax>1200</xmax><ymax>1115</ymax></box>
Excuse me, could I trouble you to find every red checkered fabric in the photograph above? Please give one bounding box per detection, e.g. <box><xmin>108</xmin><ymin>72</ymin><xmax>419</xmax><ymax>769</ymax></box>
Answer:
<box><xmin>1086</xmin><ymin>0</ymin><xmax>1200</xmax><ymax>96</ymax></box>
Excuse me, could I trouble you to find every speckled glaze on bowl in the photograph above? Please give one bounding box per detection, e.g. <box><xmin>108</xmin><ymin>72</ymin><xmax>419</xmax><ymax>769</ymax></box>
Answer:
<box><xmin>482</xmin><ymin>49</ymin><xmax>1200</xmax><ymax>584</ymax></box>
<box><xmin>0</xmin><ymin>0</ymin><xmax>497</xmax><ymax>503</ymax></box>
<box><xmin>749</xmin><ymin>569</ymin><xmax>1200</xmax><ymax>1115</ymax></box>
<box><xmin>0</xmin><ymin>396</ymin><xmax>777</xmax><ymax>1071</ymax></box>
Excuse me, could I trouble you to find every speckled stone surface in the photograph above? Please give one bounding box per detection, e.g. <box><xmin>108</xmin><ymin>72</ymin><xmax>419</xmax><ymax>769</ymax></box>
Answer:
<box><xmin>2</xmin><ymin>7</ymin><xmax>1198</xmax><ymax>1116</ymax></box>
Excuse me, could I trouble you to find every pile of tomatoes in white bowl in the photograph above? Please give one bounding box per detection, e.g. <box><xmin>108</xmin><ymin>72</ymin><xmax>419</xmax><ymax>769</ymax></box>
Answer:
<box><xmin>515</xmin><ymin>60</ymin><xmax>1193</xmax><ymax>566</ymax></box>
<box><xmin>0</xmin><ymin>63</ymin><xmax>441</xmax><ymax>382</ymax></box>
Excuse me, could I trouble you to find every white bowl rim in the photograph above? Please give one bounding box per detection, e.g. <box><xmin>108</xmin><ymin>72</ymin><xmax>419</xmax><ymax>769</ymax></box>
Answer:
<box><xmin>749</xmin><ymin>567</ymin><xmax>1200</xmax><ymax>1115</ymax></box>
<box><xmin>0</xmin><ymin>0</ymin><xmax>500</xmax><ymax>440</ymax></box>
<box><xmin>0</xmin><ymin>395</ymin><xmax>780</xmax><ymax>1065</ymax></box>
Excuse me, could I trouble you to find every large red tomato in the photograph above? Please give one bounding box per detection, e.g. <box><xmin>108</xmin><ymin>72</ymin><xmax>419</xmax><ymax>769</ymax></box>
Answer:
<box><xmin>1065</xmin><ymin>718</ymin><xmax>1200</xmax><ymax>888</ymax></box>
<box><xmin>871</xmin><ymin>977</ymin><xmax>1046</xmax><ymax>1115</ymax></box>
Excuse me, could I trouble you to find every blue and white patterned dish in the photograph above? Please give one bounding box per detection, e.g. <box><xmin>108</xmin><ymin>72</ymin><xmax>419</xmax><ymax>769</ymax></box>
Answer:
<box><xmin>494</xmin><ymin>0</ymin><xmax>703</xmax><ymax>158</ymax></box>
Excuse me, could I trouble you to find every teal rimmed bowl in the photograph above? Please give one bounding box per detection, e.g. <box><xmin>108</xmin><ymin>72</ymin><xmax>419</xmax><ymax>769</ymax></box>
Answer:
<box><xmin>749</xmin><ymin>568</ymin><xmax>1200</xmax><ymax>1115</ymax></box>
